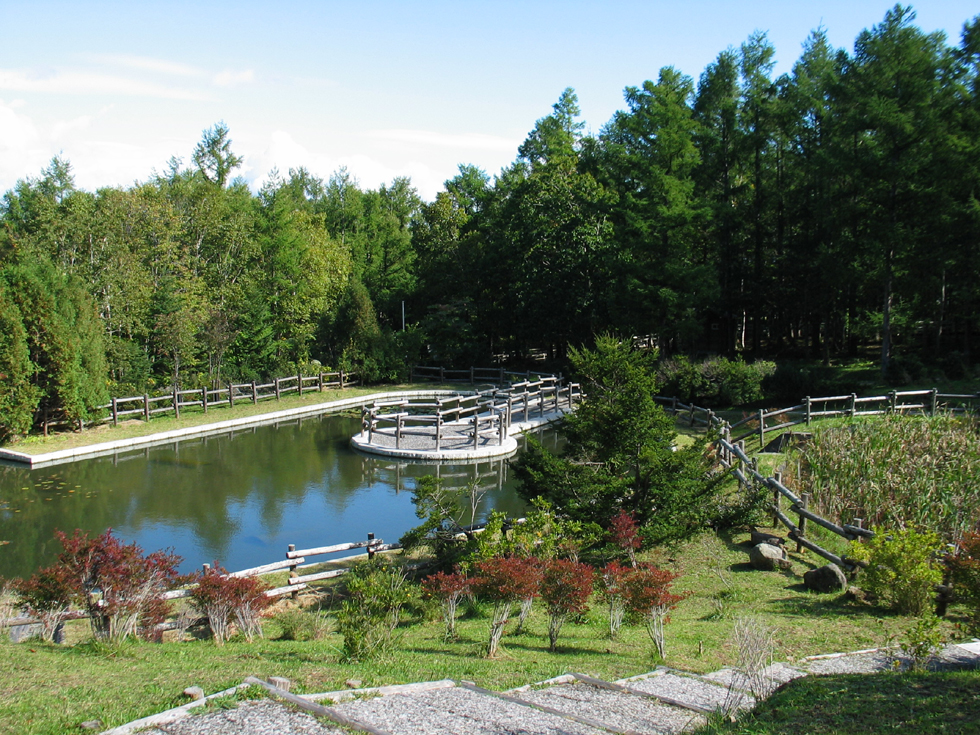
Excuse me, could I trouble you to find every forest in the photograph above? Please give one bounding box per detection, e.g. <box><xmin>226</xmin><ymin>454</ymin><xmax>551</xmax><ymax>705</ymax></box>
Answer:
<box><xmin>2</xmin><ymin>5</ymin><xmax>980</xmax><ymax>439</ymax></box>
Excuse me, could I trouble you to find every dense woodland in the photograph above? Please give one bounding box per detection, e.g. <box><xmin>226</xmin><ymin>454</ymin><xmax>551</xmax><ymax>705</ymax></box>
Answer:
<box><xmin>2</xmin><ymin>5</ymin><xmax>980</xmax><ymax>439</ymax></box>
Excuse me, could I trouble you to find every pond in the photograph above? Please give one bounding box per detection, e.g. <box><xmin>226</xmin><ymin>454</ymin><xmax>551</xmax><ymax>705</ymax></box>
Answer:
<box><xmin>0</xmin><ymin>414</ymin><xmax>559</xmax><ymax>580</ymax></box>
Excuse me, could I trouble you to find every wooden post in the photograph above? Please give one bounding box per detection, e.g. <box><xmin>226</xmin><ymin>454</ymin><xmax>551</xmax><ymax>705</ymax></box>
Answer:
<box><xmin>367</xmin><ymin>409</ymin><xmax>374</xmax><ymax>444</ymax></box>
<box><xmin>228</xmin><ymin>382</ymin><xmax>234</xmax><ymax>408</ymax></box>
<box><xmin>143</xmin><ymin>394</ymin><xmax>150</xmax><ymax>422</ymax></box>
<box><xmin>689</xmin><ymin>403</ymin><xmax>696</xmax><ymax>427</ymax></box>
<box><xmin>805</xmin><ymin>396</ymin><xmax>811</xmax><ymax>425</ymax></box>
<box><xmin>251</xmin><ymin>381</ymin><xmax>258</xmax><ymax>404</ymax></box>
<box><xmin>888</xmin><ymin>390</ymin><xmax>896</xmax><ymax>414</ymax></box>
<box><xmin>853</xmin><ymin>518</ymin><xmax>864</xmax><ymax>543</ymax></box>
<box><xmin>440</xmin><ymin>366</ymin><xmax>445</xmax><ymax>382</ymax></box>
<box><xmin>498</xmin><ymin>410</ymin><xmax>504</xmax><ymax>446</ymax></box>
<box><xmin>318</xmin><ymin>373</ymin><xmax>324</xmax><ymax>392</ymax></box>
<box><xmin>470</xmin><ymin>366</ymin><xmax>475</xmax><ymax>383</ymax></box>
<box><xmin>435</xmin><ymin>414</ymin><xmax>442</xmax><ymax>450</ymax></box>
<box><xmin>174</xmin><ymin>388</ymin><xmax>180</xmax><ymax>419</ymax></box>
<box><xmin>797</xmin><ymin>491</ymin><xmax>810</xmax><ymax>553</ymax></box>
<box><xmin>396</xmin><ymin>414</ymin><xmax>402</xmax><ymax>449</ymax></box>
<box><xmin>340</xmin><ymin>370</ymin><xmax>345</xmax><ymax>389</ymax></box>
<box><xmin>112</xmin><ymin>397</ymin><xmax>118</xmax><ymax>427</ymax></box>
<box><xmin>758</xmin><ymin>409</ymin><xmax>765</xmax><ymax>447</ymax></box>
<box><xmin>849</xmin><ymin>393</ymin><xmax>856</xmax><ymax>418</ymax></box>
<box><xmin>671</xmin><ymin>396</ymin><xmax>678</xmax><ymax>415</ymax></box>
<box><xmin>202</xmin><ymin>387</ymin><xmax>208</xmax><ymax>413</ymax></box>
<box><xmin>500</xmin><ymin>367</ymin><xmax>505</xmax><ymax>383</ymax></box>
<box><xmin>772</xmin><ymin>475</ymin><xmax>781</xmax><ymax>528</ymax></box>
<box><xmin>288</xmin><ymin>544</ymin><xmax>299</xmax><ymax>599</ymax></box>
<box><xmin>297</xmin><ymin>373</ymin><xmax>303</xmax><ymax>396</ymax></box>
<box><xmin>523</xmin><ymin>392</ymin><xmax>529</xmax><ymax>423</ymax></box>
<box><xmin>930</xmin><ymin>388</ymin><xmax>938</xmax><ymax>416</ymax></box>
<box><xmin>472</xmin><ymin>415</ymin><xmax>479</xmax><ymax>447</ymax></box>
<box><xmin>367</xmin><ymin>533</ymin><xmax>376</xmax><ymax>559</ymax></box>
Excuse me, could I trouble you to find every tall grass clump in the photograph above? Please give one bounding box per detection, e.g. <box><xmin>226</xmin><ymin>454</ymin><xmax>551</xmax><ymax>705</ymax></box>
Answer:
<box><xmin>800</xmin><ymin>414</ymin><xmax>980</xmax><ymax>540</ymax></box>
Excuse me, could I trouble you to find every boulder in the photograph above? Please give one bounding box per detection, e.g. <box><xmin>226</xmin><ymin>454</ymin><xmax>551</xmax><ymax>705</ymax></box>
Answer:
<box><xmin>750</xmin><ymin>530</ymin><xmax>785</xmax><ymax>547</ymax></box>
<box><xmin>749</xmin><ymin>542</ymin><xmax>792</xmax><ymax>571</ymax></box>
<box><xmin>803</xmin><ymin>563</ymin><xmax>847</xmax><ymax>593</ymax></box>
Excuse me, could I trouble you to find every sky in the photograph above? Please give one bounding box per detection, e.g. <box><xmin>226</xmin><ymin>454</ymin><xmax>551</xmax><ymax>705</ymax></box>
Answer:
<box><xmin>1</xmin><ymin>1</ymin><xmax>977</xmax><ymax>202</ymax></box>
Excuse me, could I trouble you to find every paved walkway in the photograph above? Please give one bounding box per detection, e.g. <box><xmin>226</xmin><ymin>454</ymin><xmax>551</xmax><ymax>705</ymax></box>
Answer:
<box><xmin>104</xmin><ymin>640</ymin><xmax>980</xmax><ymax>735</ymax></box>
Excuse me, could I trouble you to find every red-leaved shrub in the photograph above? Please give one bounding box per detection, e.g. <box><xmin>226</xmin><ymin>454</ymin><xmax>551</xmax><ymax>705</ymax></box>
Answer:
<box><xmin>54</xmin><ymin>529</ymin><xmax>180</xmax><ymax>641</ymax></box>
<box><xmin>14</xmin><ymin>564</ymin><xmax>74</xmax><ymax>641</ymax></box>
<box><xmin>189</xmin><ymin>564</ymin><xmax>271</xmax><ymax>644</ymax></box>
<box><xmin>621</xmin><ymin>563</ymin><xmax>685</xmax><ymax>659</ymax></box>
<box><xmin>471</xmin><ymin>556</ymin><xmax>541</xmax><ymax>657</ymax></box>
<box><xmin>609</xmin><ymin>510</ymin><xmax>643</xmax><ymax>567</ymax></box>
<box><xmin>540</xmin><ymin>559</ymin><xmax>594</xmax><ymax>651</ymax></box>
<box><xmin>422</xmin><ymin>569</ymin><xmax>470</xmax><ymax>640</ymax></box>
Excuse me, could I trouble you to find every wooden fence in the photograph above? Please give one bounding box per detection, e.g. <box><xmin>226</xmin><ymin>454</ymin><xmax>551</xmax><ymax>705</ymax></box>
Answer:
<box><xmin>661</xmin><ymin>387</ymin><xmax>978</xmax><ymax>571</ymax></box>
<box><xmin>71</xmin><ymin>371</ymin><xmax>359</xmax><ymax>432</ymax></box>
<box><xmin>360</xmin><ymin>378</ymin><xmax>582</xmax><ymax>451</ymax></box>
<box><xmin>657</xmin><ymin>387</ymin><xmax>979</xmax><ymax>449</ymax></box>
<box><xmin>410</xmin><ymin>365</ymin><xmax>562</xmax><ymax>385</ymax></box>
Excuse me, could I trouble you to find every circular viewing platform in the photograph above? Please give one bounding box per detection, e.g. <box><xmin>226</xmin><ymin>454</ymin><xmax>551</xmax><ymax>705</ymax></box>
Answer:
<box><xmin>350</xmin><ymin>377</ymin><xmax>581</xmax><ymax>460</ymax></box>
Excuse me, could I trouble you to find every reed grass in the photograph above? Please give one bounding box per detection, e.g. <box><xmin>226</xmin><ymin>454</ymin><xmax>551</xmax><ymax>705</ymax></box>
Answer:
<box><xmin>799</xmin><ymin>413</ymin><xmax>980</xmax><ymax>540</ymax></box>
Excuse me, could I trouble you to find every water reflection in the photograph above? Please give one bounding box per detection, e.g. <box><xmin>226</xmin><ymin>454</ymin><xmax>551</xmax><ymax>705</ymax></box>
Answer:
<box><xmin>0</xmin><ymin>415</ymin><xmax>559</xmax><ymax>579</ymax></box>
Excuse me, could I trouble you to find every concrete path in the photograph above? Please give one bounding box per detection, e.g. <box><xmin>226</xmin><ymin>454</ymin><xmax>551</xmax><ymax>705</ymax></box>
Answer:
<box><xmin>102</xmin><ymin>641</ymin><xmax>980</xmax><ymax>735</ymax></box>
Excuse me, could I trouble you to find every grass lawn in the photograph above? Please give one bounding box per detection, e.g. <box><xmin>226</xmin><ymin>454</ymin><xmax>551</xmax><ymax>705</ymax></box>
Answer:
<box><xmin>2</xmin><ymin>530</ymin><xmax>973</xmax><ymax>735</ymax></box>
<box><xmin>695</xmin><ymin>670</ymin><xmax>980</xmax><ymax>735</ymax></box>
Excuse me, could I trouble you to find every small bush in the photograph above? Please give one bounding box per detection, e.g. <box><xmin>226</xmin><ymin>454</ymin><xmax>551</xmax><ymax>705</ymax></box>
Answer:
<box><xmin>598</xmin><ymin>561</ymin><xmax>631</xmax><ymax>639</ymax></box>
<box><xmin>189</xmin><ymin>565</ymin><xmax>272</xmax><ymax>644</ymax></box>
<box><xmin>620</xmin><ymin>564</ymin><xmax>685</xmax><ymax>659</ymax></box>
<box><xmin>336</xmin><ymin>558</ymin><xmax>411</xmax><ymax>662</ymax></box>
<box><xmin>540</xmin><ymin>559</ymin><xmax>594</xmax><ymax>651</ymax></box>
<box><xmin>949</xmin><ymin>531</ymin><xmax>980</xmax><ymax>633</ymax></box>
<box><xmin>421</xmin><ymin>570</ymin><xmax>470</xmax><ymax>641</ymax></box>
<box><xmin>54</xmin><ymin>529</ymin><xmax>180</xmax><ymax>642</ymax></box>
<box><xmin>850</xmin><ymin>528</ymin><xmax>944</xmax><ymax>616</ymax></box>
<box><xmin>901</xmin><ymin>615</ymin><xmax>946</xmax><ymax>672</ymax></box>
<box><xmin>656</xmin><ymin>356</ymin><xmax>775</xmax><ymax>407</ymax></box>
<box><xmin>14</xmin><ymin>565</ymin><xmax>74</xmax><ymax>641</ymax></box>
<box><xmin>471</xmin><ymin>556</ymin><xmax>541</xmax><ymax>658</ymax></box>
<box><xmin>608</xmin><ymin>510</ymin><xmax>642</xmax><ymax>568</ymax></box>
<box><xmin>274</xmin><ymin>607</ymin><xmax>330</xmax><ymax>641</ymax></box>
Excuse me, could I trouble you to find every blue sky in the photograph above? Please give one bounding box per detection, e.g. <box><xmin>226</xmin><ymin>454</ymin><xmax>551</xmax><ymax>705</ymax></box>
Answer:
<box><xmin>1</xmin><ymin>1</ymin><xmax>976</xmax><ymax>201</ymax></box>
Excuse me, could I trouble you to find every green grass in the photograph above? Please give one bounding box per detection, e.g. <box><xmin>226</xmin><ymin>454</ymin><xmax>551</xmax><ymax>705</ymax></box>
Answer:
<box><xmin>3</xmin><ymin>530</ymin><xmax>974</xmax><ymax>735</ymax></box>
<box><xmin>695</xmin><ymin>670</ymin><xmax>980</xmax><ymax>735</ymax></box>
<box><xmin>3</xmin><ymin>382</ymin><xmax>467</xmax><ymax>456</ymax></box>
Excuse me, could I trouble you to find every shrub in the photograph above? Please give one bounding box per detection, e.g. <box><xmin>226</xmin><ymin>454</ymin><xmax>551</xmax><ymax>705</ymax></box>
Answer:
<box><xmin>421</xmin><ymin>570</ymin><xmax>470</xmax><ymax>641</ymax></box>
<box><xmin>540</xmin><ymin>559</ymin><xmax>594</xmax><ymax>651</ymax></box>
<box><xmin>274</xmin><ymin>607</ymin><xmax>330</xmax><ymax>641</ymax></box>
<box><xmin>189</xmin><ymin>565</ymin><xmax>272</xmax><ymax>644</ymax></box>
<box><xmin>608</xmin><ymin>510</ymin><xmax>642</xmax><ymax>568</ymax></box>
<box><xmin>471</xmin><ymin>556</ymin><xmax>541</xmax><ymax>658</ymax></box>
<box><xmin>620</xmin><ymin>564</ymin><xmax>685</xmax><ymax>659</ymax></box>
<box><xmin>336</xmin><ymin>558</ymin><xmax>411</xmax><ymax>662</ymax></box>
<box><xmin>54</xmin><ymin>529</ymin><xmax>180</xmax><ymax>642</ymax></box>
<box><xmin>901</xmin><ymin>615</ymin><xmax>946</xmax><ymax>672</ymax></box>
<box><xmin>14</xmin><ymin>565</ymin><xmax>74</xmax><ymax>641</ymax></box>
<box><xmin>849</xmin><ymin>528</ymin><xmax>944</xmax><ymax>616</ymax></box>
<box><xmin>949</xmin><ymin>531</ymin><xmax>980</xmax><ymax>633</ymax></box>
<box><xmin>598</xmin><ymin>561</ymin><xmax>631</xmax><ymax>639</ymax></box>
<box><xmin>656</xmin><ymin>356</ymin><xmax>775</xmax><ymax>407</ymax></box>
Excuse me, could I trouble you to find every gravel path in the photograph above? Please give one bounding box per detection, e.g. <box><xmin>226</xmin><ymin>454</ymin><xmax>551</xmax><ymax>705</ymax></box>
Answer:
<box><xmin>139</xmin><ymin>700</ymin><xmax>344</xmax><ymax>735</ymax></box>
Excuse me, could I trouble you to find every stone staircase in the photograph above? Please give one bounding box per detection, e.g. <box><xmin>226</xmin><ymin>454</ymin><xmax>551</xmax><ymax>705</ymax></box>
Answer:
<box><xmin>112</xmin><ymin>641</ymin><xmax>980</xmax><ymax>735</ymax></box>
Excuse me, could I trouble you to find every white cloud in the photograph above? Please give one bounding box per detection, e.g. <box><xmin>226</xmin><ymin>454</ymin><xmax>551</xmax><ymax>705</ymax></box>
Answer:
<box><xmin>213</xmin><ymin>69</ymin><xmax>255</xmax><ymax>87</ymax></box>
<box><xmin>84</xmin><ymin>53</ymin><xmax>203</xmax><ymax>78</ymax></box>
<box><xmin>0</xmin><ymin>99</ymin><xmax>46</xmax><ymax>188</ymax></box>
<box><xmin>367</xmin><ymin>128</ymin><xmax>518</xmax><ymax>152</ymax></box>
<box><xmin>51</xmin><ymin>115</ymin><xmax>94</xmax><ymax>140</ymax></box>
<box><xmin>0</xmin><ymin>68</ymin><xmax>207</xmax><ymax>100</ymax></box>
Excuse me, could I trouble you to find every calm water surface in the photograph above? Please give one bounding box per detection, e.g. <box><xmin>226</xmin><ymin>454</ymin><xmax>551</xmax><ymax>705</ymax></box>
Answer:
<box><xmin>0</xmin><ymin>415</ymin><xmax>557</xmax><ymax>579</ymax></box>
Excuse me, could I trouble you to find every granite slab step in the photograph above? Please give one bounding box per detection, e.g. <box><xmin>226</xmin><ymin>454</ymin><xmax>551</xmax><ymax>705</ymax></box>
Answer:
<box><xmin>137</xmin><ymin>700</ymin><xmax>345</xmax><ymax>735</ymax></box>
<box><xmin>331</xmin><ymin>685</ymin><xmax>607</xmax><ymax>735</ymax></box>
<box><xmin>618</xmin><ymin>671</ymin><xmax>755</xmax><ymax>714</ymax></box>
<box><xmin>511</xmin><ymin>678</ymin><xmax>706</xmax><ymax>735</ymax></box>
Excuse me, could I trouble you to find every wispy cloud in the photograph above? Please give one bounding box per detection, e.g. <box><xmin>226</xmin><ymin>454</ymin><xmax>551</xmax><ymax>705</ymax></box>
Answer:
<box><xmin>367</xmin><ymin>129</ymin><xmax>518</xmax><ymax>152</ymax></box>
<box><xmin>213</xmin><ymin>69</ymin><xmax>255</xmax><ymax>87</ymax></box>
<box><xmin>0</xmin><ymin>68</ymin><xmax>208</xmax><ymax>100</ymax></box>
<box><xmin>84</xmin><ymin>53</ymin><xmax>203</xmax><ymax>78</ymax></box>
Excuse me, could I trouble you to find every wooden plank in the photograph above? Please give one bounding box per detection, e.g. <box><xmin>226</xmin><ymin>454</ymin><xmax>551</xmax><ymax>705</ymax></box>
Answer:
<box><xmin>229</xmin><ymin>557</ymin><xmax>304</xmax><ymax>577</ymax></box>
<box><xmin>243</xmin><ymin>677</ymin><xmax>394</xmax><ymax>735</ymax></box>
<box><xmin>288</xmin><ymin>540</ymin><xmax>372</xmax><ymax>558</ymax></box>
<box><xmin>264</xmin><ymin>583</ymin><xmax>307</xmax><ymax>597</ymax></box>
<box><xmin>289</xmin><ymin>568</ymin><xmax>348</xmax><ymax>585</ymax></box>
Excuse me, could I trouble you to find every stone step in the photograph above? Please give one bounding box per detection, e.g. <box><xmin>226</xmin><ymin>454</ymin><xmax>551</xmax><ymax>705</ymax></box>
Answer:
<box><xmin>511</xmin><ymin>676</ymin><xmax>706</xmax><ymax>735</ymax></box>
<box><xmin>618</xmin><ymin>670</ymin><xmax>755</xmax><ymax>714</ymax></box>
<box><xmin>331</xmin><ymin>684</ymin><xmax>607</xmax><ymax>735</ymax></box>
